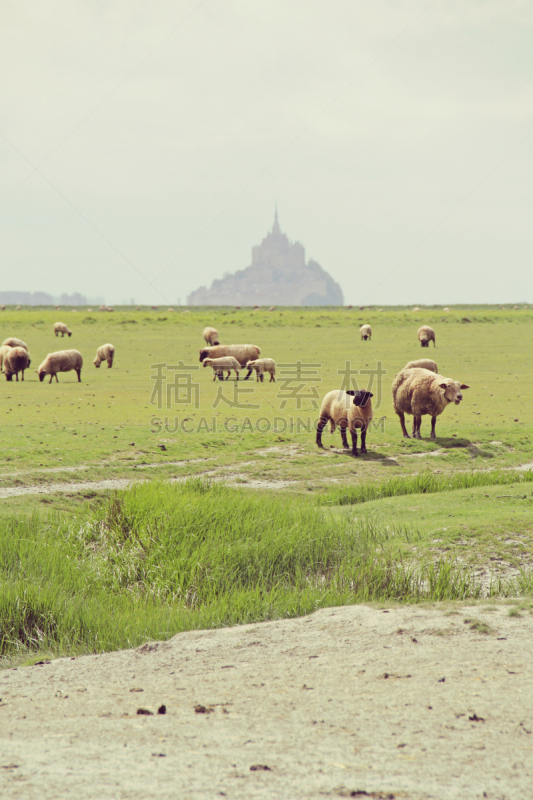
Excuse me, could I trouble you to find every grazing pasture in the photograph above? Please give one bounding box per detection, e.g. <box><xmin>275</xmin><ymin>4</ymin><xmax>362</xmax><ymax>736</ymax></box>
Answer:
<box><xmin>0</xmin><ymin>304</ymin><xmax>532</xmax><ymax>660</ymax></box>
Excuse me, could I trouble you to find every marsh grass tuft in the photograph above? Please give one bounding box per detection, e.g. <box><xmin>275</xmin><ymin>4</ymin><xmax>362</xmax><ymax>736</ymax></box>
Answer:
<box><xmin>320</xmin><ymin>470</ymin><xmax>533</xmax><ymax>506</ymax></box>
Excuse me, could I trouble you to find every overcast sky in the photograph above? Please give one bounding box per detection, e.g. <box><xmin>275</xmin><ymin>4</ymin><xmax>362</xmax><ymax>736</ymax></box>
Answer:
<box><xmin>2</xmin><ymin>0</ymin><xmax>532</xmax><ymax>305</ymax></box>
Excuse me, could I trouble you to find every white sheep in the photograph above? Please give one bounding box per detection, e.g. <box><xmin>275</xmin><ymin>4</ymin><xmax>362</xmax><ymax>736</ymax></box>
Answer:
<box><xmin>404</xmin><ymin>358</ymin><xmax>438</xmax><ymax>373</ymax></box>
<box><xmin>417</xmin><ymin>325</ymin><xmax>436</xmax><ymax>347</ymax></box>
<box><xmin>94</xmin><ymin>343</ymin><xmax>115</xmax><ymax>368</ymax></box>
<box><xmin>203</xmin><ymin>326</ymin><xmax>220</xmax><ymax>346</ymax></box>
<box><xmin>202</xmin><ymin>356</ymin><xmax>241</xmax><ymax>380</ymax></box>
<box><xmin>245</xmin><ymin>358</ymin><xmax>276</xmax><ymax>382</ymax></box>
<box><xmin>360</xmin><ymin>324</ymin><xmax>372</xmax><ymax>341</ymax></box>
<box><xmin>3</xmin><ymin>347</ymin><xmax>31</xmax><ymax>381</ymax></box>
<box><xmin>2</xmin><ymin>337</ymin><xmax>28</xmax><ymax>351</ymax></box>
<box><xmin>316</xmin><ymin>389</ymin><xmax>373</xmax><ymax>456</ymax></box>
<box><xmin>54</xmin><ymin>322</ymin><xmax>72</xmax><ymax>337</ymax></box>
<box><xmin>199</xmin><ymin>344</ymin><xmax>261</xmax><ymax>380</ymax></box>
<box><xmin>0</xmin><ymin>344</ymin><xmax>12</xmax><ymax>372</ymax></box>
<box><xmin>37</xmin><ymin>350</ymin><xmax>83</xmax><ymax>383</ymax></box>
<box><xmin>392</xmin><ymin>367</ymin><xmax>469</xmax><ymax>440</ymax></box>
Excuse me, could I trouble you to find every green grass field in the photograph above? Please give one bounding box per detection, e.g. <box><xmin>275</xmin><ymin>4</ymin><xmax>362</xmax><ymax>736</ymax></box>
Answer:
<box><xmin>1</xmin><ymin>305</ymin><xmax>532</xmax><ymax>661</ymax></box>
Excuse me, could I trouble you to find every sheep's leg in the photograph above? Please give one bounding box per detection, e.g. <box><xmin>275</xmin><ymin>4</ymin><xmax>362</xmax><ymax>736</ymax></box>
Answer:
<box><xmin>316</xmin><ymin>418</ymin><xmax>327</xmax><ymax>449</ymax></box>
<box><xmin>340</xmin><ymin>426</ymin><xmax>349</xmax><ymax>449</ymax></box>
<box><xmin>350</xmin><ymin>428</ymin><xmax>359</xmax><ymax>457</ymax></box>
<box><xmin>414</xmin><ymin>415</ymin><xmax>422</xmax><ymax>439</ymax></box>
<box><xmin>430</xmin><ymin>415</ymin><xmax>437</xmax><ymax>440</ymax></box>
<box><xmin>49</xmin><ymin>374</ymin><xmax>54</xmax><ymax>383</ymax></box>
<box><xmin>259</xmin><ymin>372</ymin><xmax>264</xmax><ymax>383</ymax></box>
<box><xmin>235</xmin><ymin>370</ymin><xmax>239</xmax><ymax>381</ymax></box>
<box><xmin>360</xmin><ymin>425</ymin><xmax>367</xmax><ymax>454</ymax></box>
<box><xmin>225</xmin><ymin>370</ymin><xmax>230</xmax><ymax>380</ymax></box>
<box><xmin>212</xmin><ymin>372</ymin><xmax>216</xmax><ymax>381</ymax></box>
<box><xmin>218</xmin><ymin>371</ymin><xmax>224</xmax><ymax>381</ymax></box>
<box><xmin>270</xmin><ymin>373</ymin><xmax>275</xmax><ymax>382</ymax></box>
<box><xmin>397</xmin><ymin>411</ymin><xmax>410</xmax><ymax>438</ymax></box>
<box><xmin>21</xmin><ymin>371</ymin><xmax>24</xmax><ymax>381</ymax></box>
<box><xmin>15</xmin><ymin>373</ymin><xmax>19</xmax><ymax>382</ymax></box>
<box><xmin>76</xmin><ymin>369</ymin><xmax>82</xmax><ymax>382</ymax></box>
<box><xmin>243</xmin><ymin>368</ymin><xmax>253</xmax><ymax>380</ymax></box>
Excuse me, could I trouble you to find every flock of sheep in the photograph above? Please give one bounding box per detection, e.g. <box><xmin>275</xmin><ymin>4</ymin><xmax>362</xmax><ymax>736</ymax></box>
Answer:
<box><xmin>0</xmin><ymin>324</ymin><xmax>115</xmax><ymax>383</ymax></box>
<box><xmin>317</xmin><ymin>322</ymin><xmax>468</xmax><ymax>456</ymax></box>
<box><xmin>199</xmin><ymin>322</ymin><xmax>469</xmax><ymax>458</ymax></box>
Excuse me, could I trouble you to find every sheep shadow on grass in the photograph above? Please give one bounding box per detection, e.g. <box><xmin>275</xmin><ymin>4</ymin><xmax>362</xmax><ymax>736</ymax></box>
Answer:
<box><xmin>436</xmin><ymin>437</ymin><xmax>495</xmax><ymax>458</ymax></box>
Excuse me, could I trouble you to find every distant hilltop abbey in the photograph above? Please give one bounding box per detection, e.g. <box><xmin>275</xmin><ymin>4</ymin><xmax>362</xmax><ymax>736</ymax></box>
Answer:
<box><xmin>187</xmin><ymin>210</ymin><xmax>344</xmax><ymax>306</ymax></box>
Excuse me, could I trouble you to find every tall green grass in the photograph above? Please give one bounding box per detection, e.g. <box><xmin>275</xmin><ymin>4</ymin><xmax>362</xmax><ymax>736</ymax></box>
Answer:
<box><xmin>320</xmin><ymin>469</ymin><xmax>533</xmax><ymax>506</ymax></box>
<box><xmin>0</xmin><ymin>479</ymin><xmax>530</xmax><ymax>659</ymax></box>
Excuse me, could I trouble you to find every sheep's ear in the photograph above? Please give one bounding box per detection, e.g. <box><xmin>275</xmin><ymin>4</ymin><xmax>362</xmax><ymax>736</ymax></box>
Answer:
<box><xmin>460</xmin><ymin>383</ymin><xmax>470</xmax><ymax>389</ymax></box>
<box><xmin>439</xmin><ymin>383</ymin><xmax>447</xmax><ymax>389</ymax></box>
<box><xmin>368</xmin><ymin>392</ymin><xmax>374</xmax><ymax>397</ymax></box>
<box><xmin>346</xmin><ymin>390</ymin><xmax>355</xmax><ymax>396</ymax></box>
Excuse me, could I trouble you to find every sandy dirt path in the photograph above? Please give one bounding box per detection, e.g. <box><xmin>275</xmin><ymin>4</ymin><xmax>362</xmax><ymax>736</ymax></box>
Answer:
<box><xmin>1</xmin><ymin>603</ymin><xmax>532</xmax><ymax>799</ymax></box>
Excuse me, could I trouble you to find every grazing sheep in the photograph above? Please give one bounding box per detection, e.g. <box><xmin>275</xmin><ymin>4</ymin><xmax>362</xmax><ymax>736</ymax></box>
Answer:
<box><xmin>392</xmin><ymin>367</ymin><xmax>469</xmax><ymax>440</ymax></box>
<box><xmin>443</xmin><ymin>307</ymin><xmax>450</xmax><ymax>312</ymax></box>
<box><xmin>404</xmin><ymin>358</ymin><xmax>438</xmax><ymax>373</ymax></box>
<box><xmin>203</xmin><ymin>326</ymin><xmax>220</xmax><ymax>346</ymax></box>
<box><xmin>94</xmin><ymin>343</ymin><xmax>115</xmax><ymax>368</ymax></box>
<box><xmin>3</xmin><ymin>347</ymin><xmax>31</xmax><ymax>381</ymax></box>
<box><xmin>360</xmin><ymin>324</ymin><xmax>372</xmax><ymax>341</ymax></box>
<box><xmin>0</xmin><ymin>344</ymin><xmax>12</xmax><ymax>372</ymax></box>
<box><xmin>36</xmin><ymin>350</ymin><xmax>83</xmax><ymax>383</ymax></box>
<box><xmin>417</xmin><ymin>325</ymin><xmax>436</xmax><ymax>347</ymax></box>
<box><xmin>2</xmin><ymin>337</ymin><xmax>28</xmax><ymax>351</ymax></box>
<box><xmin>199</xmin><ymin>344</ymin><xmax>261</xmax><ymax>380</ymax></box>
<box><xmin>412</xmin><ymin>307</ymin><xmax>420</xmax><ymax>312</ymax></box>
<box><xmin>203</xmin><ymin>356</ymin><xmax>240</xmax><ymax>381</ymax></box>
<box><xmin>54</xmin><ymin>322</ymin><xmax>72</xmax><ymax>337</ymax></box>
<box><xmin>245</xmin><ymin>358</ymin><xmax>276</xmax><ymax>382</ymax></box>
<box><xmin>316</xmin><ymin>389</ymin><xmax>373</xmax><ymax>457</ymax></box>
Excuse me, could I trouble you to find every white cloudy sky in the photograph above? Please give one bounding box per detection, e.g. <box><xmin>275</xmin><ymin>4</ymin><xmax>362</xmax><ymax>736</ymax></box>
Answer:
<box><xmin>2</xmin><ymin>0</ymin><xmax>532</xmax><ymax>305</ymax></box>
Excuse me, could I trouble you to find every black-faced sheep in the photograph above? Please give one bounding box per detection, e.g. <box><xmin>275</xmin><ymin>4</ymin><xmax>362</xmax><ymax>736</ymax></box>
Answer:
<box><xmin>94</xmin><ymin>343</ymin><xmax>115</xmax><ymax>368</ymax></box>
<box><xmin>417</xmin><ymin>325</ymin><xmax>436</xmax><ymax>347</ymax></box>
<box><xmin>316</xmin><ymin>389</ymin><xmax>373</xmax><ymax>456</ymax></box>
<box><xmin>392</xmin><ymin>367</ymin><xmax>469</xmax><ymax>440</ymax></box>
<box><xmin>37</xmin><ymin>350</ymin><xmax>83</xmax><ymax>383</ymax></box>
<box><xmin>199</xmin><ymin>344</ymin><xmax>260</xmax><ymax>380</ymax></box>
<box><xmin>4</xmin><ymin>347</ymin><xmax>31</xmax><ymax>381</ymax></box>
<box><xmin>245</xmin><ymin>358</ymin><xmax>276</xmax><ymax>382</ymax></box>
<box><xmin>202</xmin><ymin>356</ymin><xmax>240</xmax><ymax>381</ymax></box>
<box><xmin>360</xmin><ymin>324</ymin><xmax>372</xmax><ymax>341</ymax></box>
<box><xmin>54</xmin><ymin>322</ymin><xmax>72</xmax><ymax>337</ymax></box>
<box><xmin>404</xmin><ymin>359</ymin><xmax>438</xmax><ymax>373</ymax></box>
<box><xmin>203</xmin><ymin>327</ymin><xmax>220</xmax><ymax>346</ymax></box>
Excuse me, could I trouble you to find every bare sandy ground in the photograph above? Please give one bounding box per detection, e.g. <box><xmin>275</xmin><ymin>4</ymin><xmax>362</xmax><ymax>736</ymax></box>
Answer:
<box><xmin>1</xmin><ymin>603</ymin><xmax>532</xmax><ymax>799</ymax></box>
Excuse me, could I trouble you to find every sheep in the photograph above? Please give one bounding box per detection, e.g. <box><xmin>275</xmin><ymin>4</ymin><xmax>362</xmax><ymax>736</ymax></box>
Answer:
<box><xmin>316</xmin><ymin>389</ymin><xmax>373</xmax><ymax>457</ymax></box>
<box><xmin>94</xmin><ymin>343</ymin><xmax>115</xmax><ymax>368</ymax></box>
<box><xmin>36</xmin><ymin>350</ymin><xmax>83</xmax><ymax>383</ymax></box>
<box><xmin>0</xmin><ymin>344</ymin><xmax>12</xmax><ymax>372</ymax></box>
<box><xmin>3</xmin><ymin>347</ymin><xmax>31</xmax><ymax>381</ymax></box>
<box><xmin>417</xmin><ymin>325</ymin><xmax>436</xmax><ymax>347</ymax></box>
<box><xmin>202</xmin><ymin>356</ymin><xmax>241</xmax><ymax>381</ymax></box>
<box><xmin>412</xmin><ymin>307</ymin><xmax>420</xmax><ymax>312</ymax></box>
<box><xmin>360</xmin><ymin>324</ymin><xmax>372</xmax><ymax>341</ymax></box>
<box><xmin>2</xmin><ymin>337</ymin><xmax>28</xmax><ymax>351</ymax></box>
<box><xmin>54</xmin><ymin>322</ymin><xmax>72</xmax><ymax>337</ymax></box>
<box><xmin>392</xmin><ymin>367</ymin><xmax>469</xmax><ymax>440</ymax></box>
<box><xmin>245</xmin><ymin>358</ymin><xmax>276</xmax><ymax>382</ymax></box>
<box><xmin>203</xmin><ymin>326</ymin><xmax>220</xmax><ymax>346</ymax></box>
<box><xmin>404</xmin><ymin>358</ymin><xmax>438</xmax><ymax>373</ymax></box>
<box><xmin>199</xmin><ymin>344</ymin><xmax>261</xmax><ymax>380</ymax></box>
<box><xmin>443</xmin><ymin>307</ymin><xmax>450</xmax><ymax>312</ymax></box>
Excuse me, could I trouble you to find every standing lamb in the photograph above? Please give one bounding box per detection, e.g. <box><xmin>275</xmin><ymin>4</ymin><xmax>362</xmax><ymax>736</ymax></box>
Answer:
<box><xmin>417</xmin><ymin>325</ymin><xmax>436</xmax><ymax>347</ymax></box>
<box><xmin>54</xmin><ymin>322</ymin><xmax>72</xmax><ymax>337</ymax></box>
<box><xmin>93</xmin><ymin>343</ymin><xmax>115</xmax><ymax>368</ymax></box>
<box><xmin>316</xmin><ymin>389</ymin><xmax>373</xmax><ymax>457</ymax></box>
<box><xmin>392</xmin><ymin>367</ymin><xmax>469</xmax><ymax>440</ymax></box>
<box><xmin>202</xmin><ymin>356</ymin><xmax>241</xmax><ymax>381</ymax></box>
<box><xmin>245</xmin><ymin>358</ymin><xmax>276</xmax><ymax>382</ymax></box>
<box><xmin>404</xmin><ymin>359</ymin><xmax>438</xmax><ymax>373</ymax></box>
<box><xmin>36</xmin><ymin>350</ymin><xmax>83</xmax><ymax>383</ymax></box>
<box><xmin>199</xmin><ymin>344</ymin><xmax>261</xmax><ymax>379</ymax></box>
<box><xmin>2</xmin><ymin>337</ymin><xmax>28</xmax><ymax>351</ymax></box>
<box><xmin>203</xmin><ymin>327</ymin><xmax>220</xmax><ymax>346</ymax></box>
<box><xmin>3</xmin><ymin>347</ymin><xmax>31</xmax><ymax>381</ymax></box>
<box><xmin>360</xmin><ymin>324</ymin><xmax>372</xmax><ymax>341</ymax></box>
